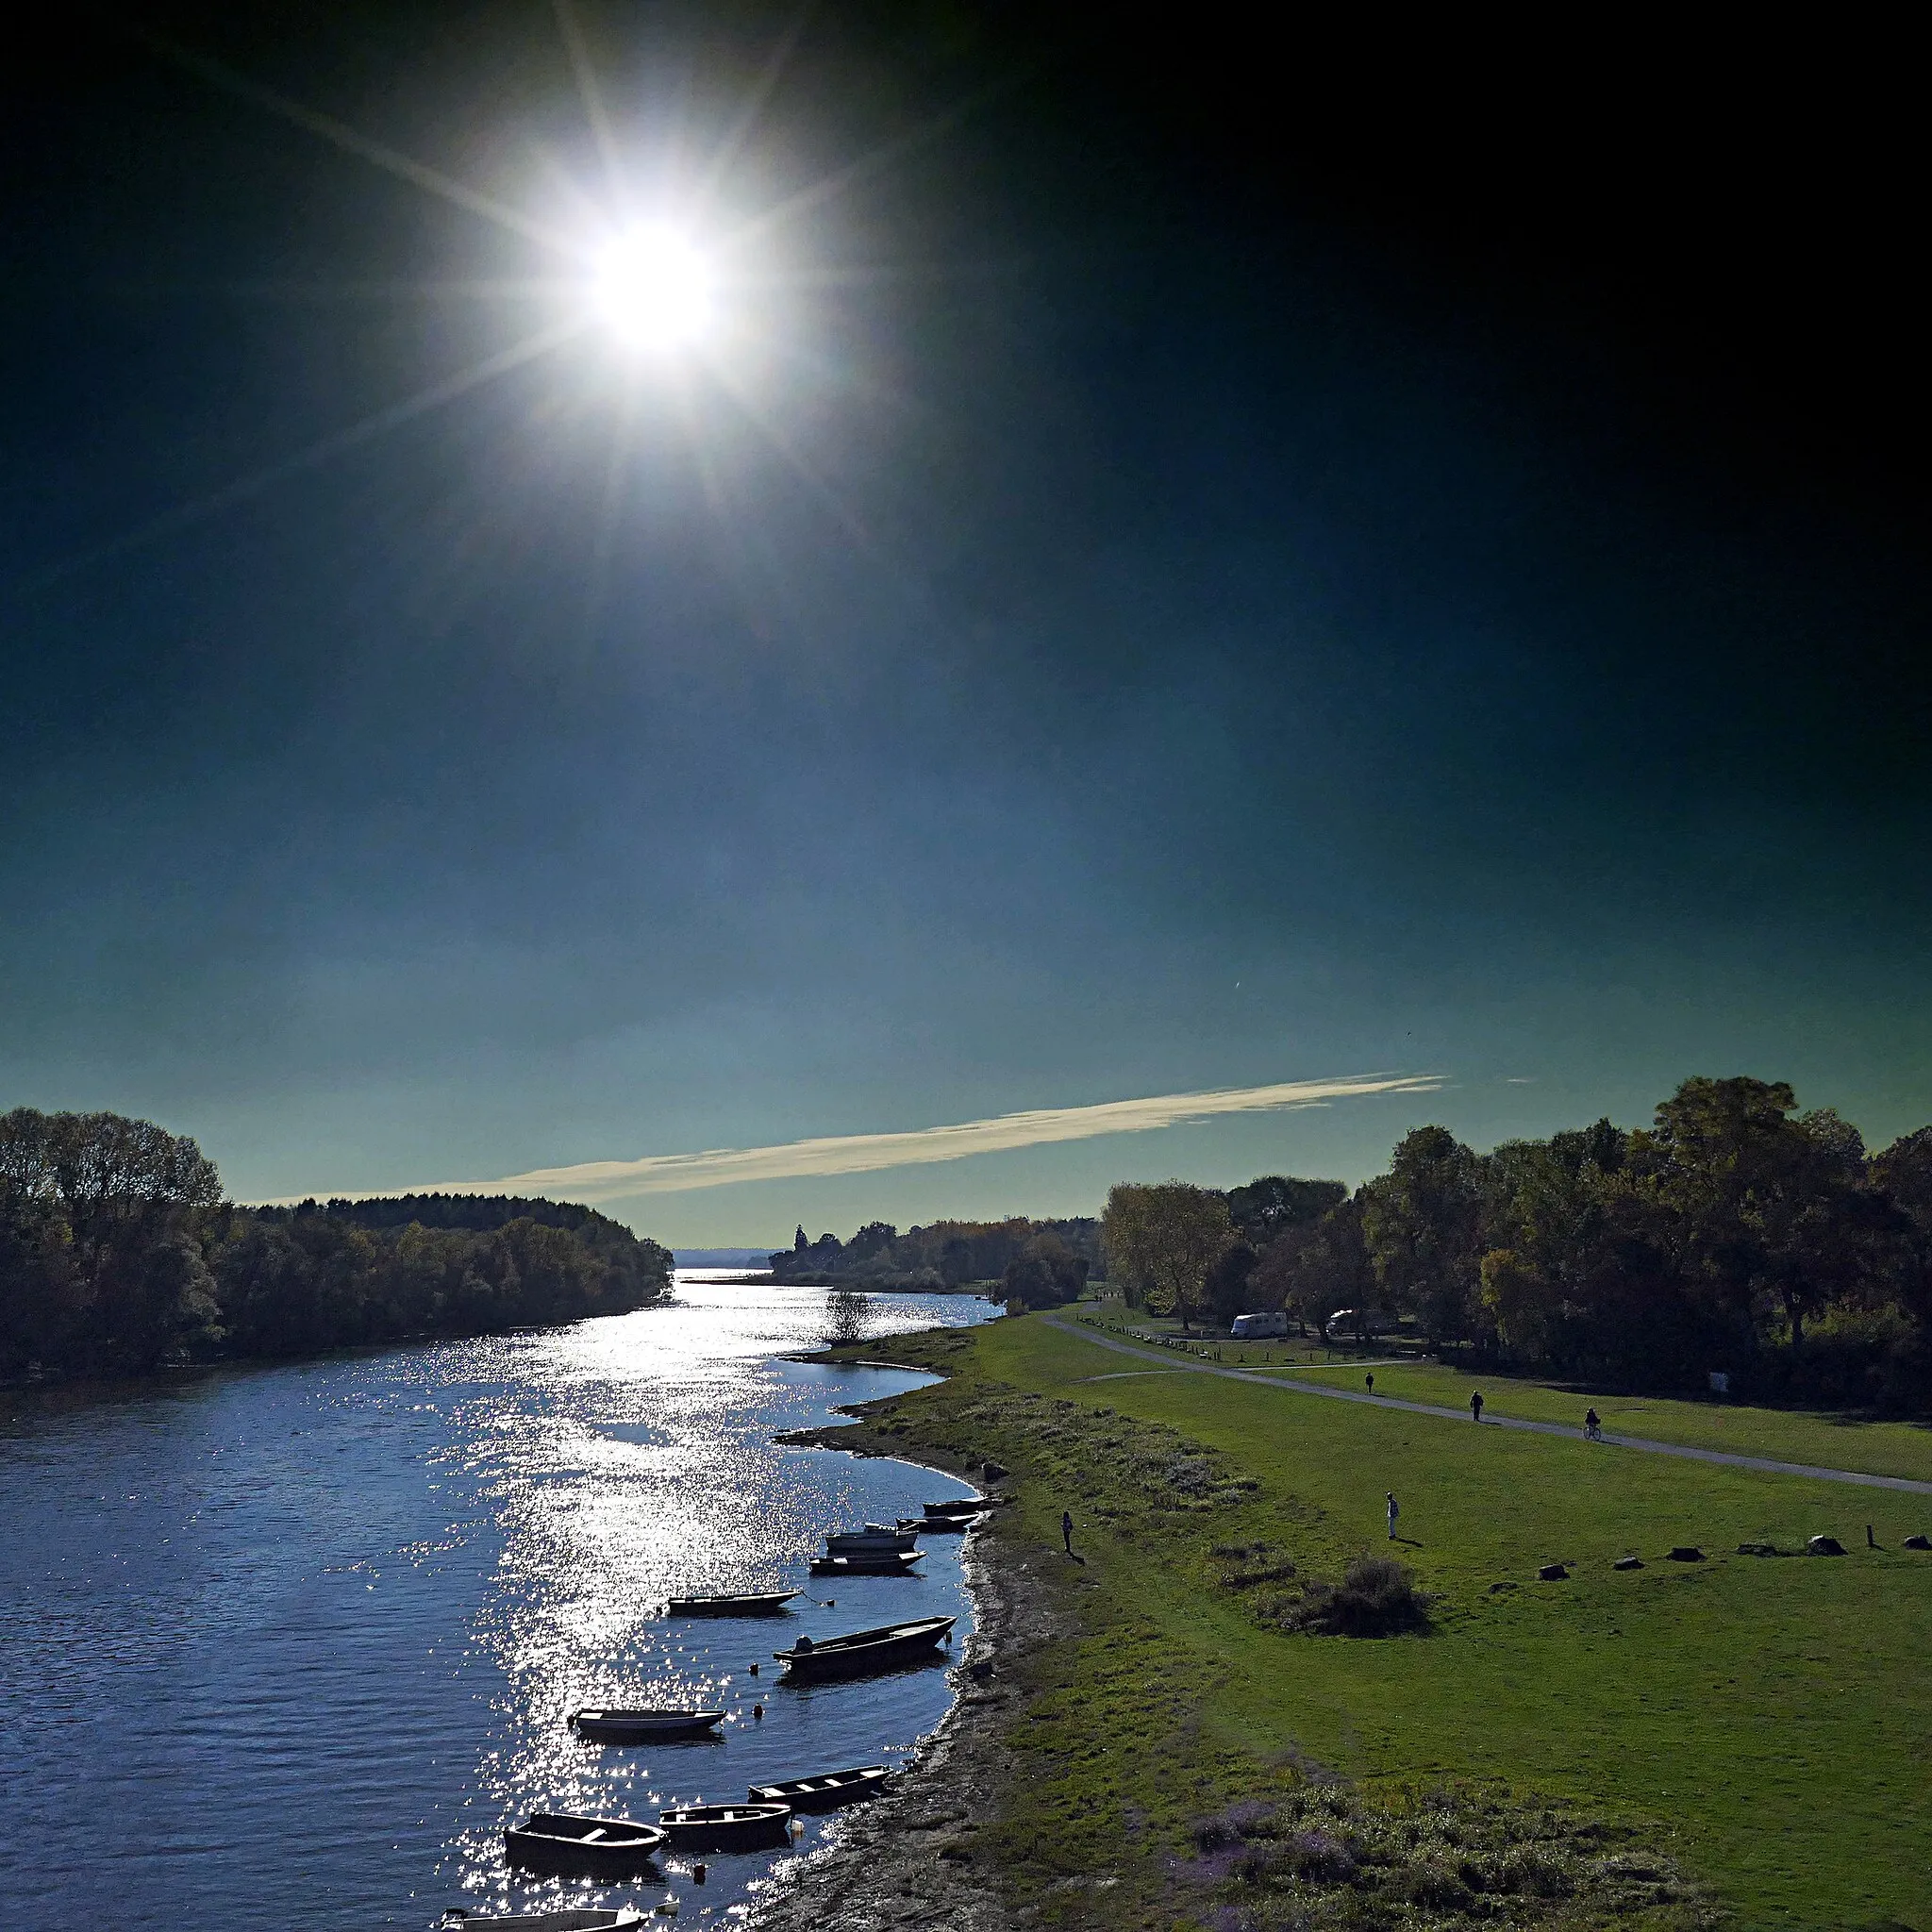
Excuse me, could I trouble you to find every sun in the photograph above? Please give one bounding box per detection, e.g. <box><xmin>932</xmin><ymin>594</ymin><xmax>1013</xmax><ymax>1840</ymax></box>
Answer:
<box><xmin>591</xmin><ymin>224</ymin><xmax>714</xmax><ymax>349</ymax></box>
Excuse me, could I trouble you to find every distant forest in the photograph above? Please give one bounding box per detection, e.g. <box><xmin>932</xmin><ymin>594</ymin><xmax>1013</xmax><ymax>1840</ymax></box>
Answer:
<box><xmin>1104</xmin><ymin>1077</ymin><xmax>1932</xmax><ymax>1413</ymax></box>
<box><xmin>769</xmin><ymin>1216</ymin><xmax>1106</xmax><ymax>1300</ymax></box>
<box><xmin>0</xmin><ymin>1109</ymin><xmax>672</xmax><ymax>1383</ymax></box>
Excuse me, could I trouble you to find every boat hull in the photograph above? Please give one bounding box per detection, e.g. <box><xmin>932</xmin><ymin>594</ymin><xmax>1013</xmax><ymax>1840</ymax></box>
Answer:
<box><xmin>437</xmin><ymin>1910</ymin><xmax>647</xmax><ymax>1930</ymax></box>
<box><xmin>665</xmin><ymin>1591</ymin><xmax>798</xmax><ymax>1617</ymax></box>
<box><xmin>748</xmin><ymin>1764</ymin><xmax>891</xmax><ymax>1812</ymax></box>
<box><xmin>809</xmin><ymin>1554</ymin><xmax>921</xmax><ymax>1576</ymax></box>
<box><xmin>505</xmin><ymin>1815</ymin><xmax>666</xmax><ymax>1875</ymax></box>
<box><xmin>776</xmin><ymin>1616</ymin><xmax>956</xmax><ymax>1681</ymax></box>
<box><xmin>656</xmin><ymin>1803</ymin><xmax>792</xmax><ymax>1850</ymax></box>
<box><xmin>571</xmin><ymin>1708</ymin><xmax>724</xmax><ymax>1743</ymax></box>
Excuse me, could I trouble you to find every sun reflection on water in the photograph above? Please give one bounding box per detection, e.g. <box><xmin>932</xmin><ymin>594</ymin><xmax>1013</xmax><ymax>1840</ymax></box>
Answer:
<box><xmin>441</xmin><ymin>1277</ymin><xmax>994</xmax><ymax>1918</ymax></box>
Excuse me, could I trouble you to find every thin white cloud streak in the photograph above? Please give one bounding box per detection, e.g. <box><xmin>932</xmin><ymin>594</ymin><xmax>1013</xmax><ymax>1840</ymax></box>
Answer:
<box><xmin>303</xmin><ymin>1073</ymin><xmax>1442</xmax><ymax>1206</ymax></box>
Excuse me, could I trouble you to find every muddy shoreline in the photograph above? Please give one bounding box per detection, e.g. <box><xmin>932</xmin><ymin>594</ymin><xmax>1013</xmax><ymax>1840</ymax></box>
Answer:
<box><xmin>745</xmin><ymin>1420</ymin><xmax>1058</xmax><ymax>1931</ymax></box>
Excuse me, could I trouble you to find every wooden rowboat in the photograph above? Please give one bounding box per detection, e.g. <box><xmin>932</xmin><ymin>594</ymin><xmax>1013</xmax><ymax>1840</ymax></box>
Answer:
<box><xmin>436</xmin><ymin>1909</ymin><xmax>648</xmax><ymax>1930</ymax></box>
<box><xmin>656</xmin><ymin>1801</ymin><xmax>793</xmax><ymax>1850</ymax></box>
<box><xmin>809</xmin><ymin>1551</ymin><xmax>923</xmax><ymax>1576</ymax></box>
<box><xmin>748</xmin><ymin>1764</ymin><xmax>891</xmax><ymax>1811</ymax></box>
<box><xmin>664</xmin><ymin>1590</ymin><xmax>799</xmax><ymax>1617</ymax></box>
<box><xmin>900</xmin><ymin>1514</ymin><xmax>971</xmax><ymax>1534</ymax></box>
<box><xmin>922</xmin><ymin>1499</ymin><xmax>985</xmax><ymax>1518</ymax></box>
<box><xmin>571</xmin><ymin>1707</ymin><xmax>724</xmax><ymax>1742</ymax></box>
<box><xmin>774</xmin><ymin>1614</ymin><xmax>956</xmax><ymax>1681</ymax></box>
<box><xmin>504</xmin><ymin>1812</ymin><xmax>666</xmax><ymax>1874</ymax></box>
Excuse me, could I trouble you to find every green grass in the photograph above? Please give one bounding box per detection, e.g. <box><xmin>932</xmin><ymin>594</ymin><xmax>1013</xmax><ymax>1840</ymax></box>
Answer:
<box><xmin>844</xmin><ymin>1315</ymin><xmax>1932</xmax><ymax>1928</ymax></box>
<box><xmin>1070</xmin><ymin>1304</ymin><xmax>1932</xmax><ymax>1485</ymax></box>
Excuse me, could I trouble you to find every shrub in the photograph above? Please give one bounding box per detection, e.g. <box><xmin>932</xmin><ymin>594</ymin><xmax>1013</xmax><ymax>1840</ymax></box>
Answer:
<box><xmin>1280</xmin><ymin>1553</ymin><xmax>1430</xmax><ymax>1637</ymax></box>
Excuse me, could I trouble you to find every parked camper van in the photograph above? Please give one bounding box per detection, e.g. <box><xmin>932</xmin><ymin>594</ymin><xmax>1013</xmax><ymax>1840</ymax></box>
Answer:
<box><xmin>1230</xmin><ymin>1309</ymin><xmax>1289</xmax><ymax>1340</ymax></box>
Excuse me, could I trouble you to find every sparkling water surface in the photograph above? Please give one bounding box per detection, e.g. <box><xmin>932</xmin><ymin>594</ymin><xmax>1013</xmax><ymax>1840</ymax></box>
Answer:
<box><xmin>0</xmin><ymin>1276</ymin><xmax>999</xmax><ymax>1928</ymax></box>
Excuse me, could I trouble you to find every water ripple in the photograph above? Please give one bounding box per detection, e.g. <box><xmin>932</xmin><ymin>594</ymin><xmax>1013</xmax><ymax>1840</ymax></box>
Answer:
<box><xmin>0</xmin><ymin>1279</ymin><xmax>996</xmax><ymax>1926</ymax></box>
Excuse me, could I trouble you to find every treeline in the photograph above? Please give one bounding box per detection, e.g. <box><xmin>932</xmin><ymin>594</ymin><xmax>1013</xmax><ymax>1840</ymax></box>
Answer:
<box><xmin>1105</xmin><ymin>1077</ymin><xmax>1932</xmax><ymax>1412</ymax></box>
<box><xmin>769</xmin><ymin>1215</ymin><xmax>1104</xmax><ymax>1300</ymax></box>
<box><xmin>1</xmin><ymin>1108</ymin><xmax>672</xmax><ymax>1382</ymax></box>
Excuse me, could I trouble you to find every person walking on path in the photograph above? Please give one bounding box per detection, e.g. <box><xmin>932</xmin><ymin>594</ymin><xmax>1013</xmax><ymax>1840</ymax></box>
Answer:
<box><xmin>1584</xmin><ymin>1407</ymin><xmax>1602</xmax><ymax>1441</ymax></box>
<box><xmin>1365</xmin><ymin>1372</ymin><xmax>1375</xmax><ymax>1394</ymax></box>
<box><xmin>1470</xmin><ymin>1391</ymin><xmax>1485</xmax><ymax>1424</ymax></box>
<box><xmin>1386</xmin><ymin>1492</ymin><xmax>1399</xmax><ymax>1540</ymax></box>
<box><xmin>1062</xmin><ymin>1508</ymin><xmax>1074</xmax><ymax>1557</ymax></box>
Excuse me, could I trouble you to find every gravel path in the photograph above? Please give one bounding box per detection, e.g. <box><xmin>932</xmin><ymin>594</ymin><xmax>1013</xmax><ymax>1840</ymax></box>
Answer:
<box><xmin>1046</xmin><ymin>1315</ymin><xmax>1932</xmax><ymax>1497</ymax></box>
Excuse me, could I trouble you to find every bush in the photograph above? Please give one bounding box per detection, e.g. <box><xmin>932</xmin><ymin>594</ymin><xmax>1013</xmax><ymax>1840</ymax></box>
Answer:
<box><xmin>1280</xmin><ymin>1553</ymin><xmax>1430</xmax><ymax>1638</ymax></box>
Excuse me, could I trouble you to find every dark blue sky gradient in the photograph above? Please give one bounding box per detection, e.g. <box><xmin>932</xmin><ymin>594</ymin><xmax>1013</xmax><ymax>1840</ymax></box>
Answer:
<box><xmin>3</xmin><ymin>7</ymin><xmax>1926</xmax><ymax>1243</ymax></box>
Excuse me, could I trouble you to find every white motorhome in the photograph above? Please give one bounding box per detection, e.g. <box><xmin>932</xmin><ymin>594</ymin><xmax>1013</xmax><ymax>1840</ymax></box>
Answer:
<box><xmin>1230</xmin><ymin>1309</ymin><xmax>1289</xmax><ymax>1340</ymax></box>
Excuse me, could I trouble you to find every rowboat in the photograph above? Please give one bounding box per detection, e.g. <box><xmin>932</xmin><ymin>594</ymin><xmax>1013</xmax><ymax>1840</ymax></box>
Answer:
<box><xmin>825</xmin><ymin>1528</ymin><xmax>918</xmax><ymax>1554</ymax></box>
<box><xmin>748</xmin><ymin>1764</ymin><xmax>892</xmax><ymax>1811</ymax></box>
<box><xmin>436</xmin><ymin>1910</ymin><xmax>648</xmax><ymax>1930</ymax></box>
<box><xmin>922</xmin><ymin>1499</ymin><xmax>984</xmax><ymax>1518</ymax></box>
<box><xmin>571</xmin><ymin>1707</ymin><xmax>724</xmax><ymax>1742</ymax></box>
<box><xmin>809</xmin><ymin>1551</ymin><xmax>923</xmax><ymax>1576</ymax></box>
<box><xmin>774</xmin><ymin>1614</ymin><xmax>956</xmax><ymax>1681</ymax></box>
<box><xmin>656</xmin><ymin>1801</ymin><xmax>793</xmax><ymax>1850</ymax></box>
<box><xmin>665</xmin><ymin>1590</ymin><xmax>799</xmax><ymax>1617</ymax></box>
<box><xmin>900</xmin><ymin>1514</ymin><xmax>971</xmax><ymax>1534</ymax></box>
<box><xmin>504</xmin><ymin>1813</ymin><xmax>667</xmax><ymax>1874</ymax></box>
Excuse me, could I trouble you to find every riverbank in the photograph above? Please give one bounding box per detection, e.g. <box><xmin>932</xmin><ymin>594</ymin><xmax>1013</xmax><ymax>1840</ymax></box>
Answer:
<box><xmin>746</xmin><ymin>1480</ymin><xmax>1039</xmax><ymax>1930</ymax></box>
<box><xmin>746</xmin><ymin>1311</ymin><xmax>1932</xmax><ymax>1928</ymax></box>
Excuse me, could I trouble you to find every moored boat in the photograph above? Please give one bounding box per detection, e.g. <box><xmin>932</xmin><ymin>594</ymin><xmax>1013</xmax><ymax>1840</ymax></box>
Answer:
<box><xmin>436</xmin><ymin>1909</ymin><xmax>648</xmax><ymax>1930</ymax></box>
<box><xmin>571</xmin><ymin>1707</ymin><xmax>724</xmax><ymax>1743</ymax></box>
<box><xmin>824</xmin><ymin>1528</ymin><xmax>918</xmax><ymax>1554</ymax></box>
<box><xmin>901</xmin><ymin>1513</ymin><xmax>972</xmax><ymax>1534</ymax></box>
<box><xmin>774</xmin><ymin>1614</ymin><xmax>956</xmax><ymax>1680</ymax></box>
<box><xmin>747</xmin><ymin>1763</ymin><xmax>891</xmax><ymax>1811</ymax></box>
<box><xmin>656</xmin><ymin>1801</ymin><xmax>793</xmax><ymax>1850</ymax></box>
<box><xmin>809</xmin><ymin>1551</ymin><xmax>923</xmax><ymax>1576</ymax></box>
<box><xmin>504</xmin><ymin>1812</ymin><xmax>667</xmax><ymax>1874</ymax></box>
<box><xmin>664</xmin><ymin>1590</ymin><xmax>799</xmax><ymax>1617</ymax></box>
<box><xmin>921</xmin><ymin>1499</ymin><xmax>984</xmax><ymax>1518</ymax></box>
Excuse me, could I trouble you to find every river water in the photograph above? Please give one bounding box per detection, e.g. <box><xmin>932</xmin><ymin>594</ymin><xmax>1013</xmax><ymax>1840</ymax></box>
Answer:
<box><xmin>0</xmin><ymin>1276</ymin><xmax>999</xmax><ymax>1929</ymax></box>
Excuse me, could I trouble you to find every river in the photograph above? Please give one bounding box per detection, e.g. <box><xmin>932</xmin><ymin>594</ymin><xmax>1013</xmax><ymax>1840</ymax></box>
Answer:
<box><xmin>0</xmin><ymin>1275</ymin><xmax>1000</xmax><ymax>1928</ymax></box>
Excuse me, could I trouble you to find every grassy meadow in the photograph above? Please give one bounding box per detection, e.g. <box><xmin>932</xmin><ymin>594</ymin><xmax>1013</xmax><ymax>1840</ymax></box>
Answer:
<box><xmin>841</xmin><ymin>1311</ymin><xmax>1932</xmax><ymax>1928</ymax></box>
<box><xmin>1076</xmin><ymin>1306</ymin><xmax>1932</xmax><ymax>1486</ymax></box>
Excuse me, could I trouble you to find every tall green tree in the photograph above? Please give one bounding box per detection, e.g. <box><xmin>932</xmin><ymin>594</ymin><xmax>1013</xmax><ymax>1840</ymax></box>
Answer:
<box><xmin>1102</xmin><ymin>1182</ymin><xmax>1233</xmax><ymax>1333</ymax></box>
<box><xmin>1361</xmin><ymin>1126</ymin><xmax>1485</xmax><ymax>1344</ymax></box>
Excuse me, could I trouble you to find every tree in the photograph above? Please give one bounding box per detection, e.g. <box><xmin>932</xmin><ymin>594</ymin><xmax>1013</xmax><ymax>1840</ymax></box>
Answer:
<box><xmin>1001</xmin><ymin>1233</ymin><xmax>1090</xmax><ymax>1308</ymax></box>
<box><xmin>1361</xmin><ymin>1127</ymin><xmax>1485</xmax><ymax>1344</ymax></box>
<box><xmin>1205</xmin><ymin>1240</ymin><xmax>1257</xmax><ymax>1327</ymax></box>
<box><xmin>1224</xmin><ymin>1175</ymin><xmax>1347</xmax><ymax>1246</ymax></box>
<box><xmin>1632</xmin><ymin>1078</ymin><xmax>1875</xmax><ymax>1348</ymax></box>
<box><xmin>1249</xmin><ymin>1194</ymin><xmax>1375</xmax><ymax>1335</ymax></box>
<box><xmin>1101</xmin><ymin>1182</ymin><xmax>1233</xmax><ymax>1333</ymax></box>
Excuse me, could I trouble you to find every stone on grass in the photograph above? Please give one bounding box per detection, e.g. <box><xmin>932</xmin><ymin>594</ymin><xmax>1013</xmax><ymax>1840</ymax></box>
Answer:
<box><xmin>1737</xmin><ymin>1541</ymin><xmax>1778</xmax><ymax>1557</ymax></box>
<box><xmin>1903</xmin><ymin>1534</ymin><xmax>1930</xmax><ymax>1551</ymax></box>
<box><xmin>1538</xmin><ymin>1562</ymin><xmax>1569</xmax><ymax>1581</ymax></box>
<box><xmin>1807</xmin><ymin>1534</ymin><xmax>1847</xmax><ymax>1557</ymax></box>
<box><xmin>1666</xmin><ymin>1546</ymin><xmax>1705</xmax><ymax>1562</ymax></box>
<box><xmin>1613</xmin><ymin>1555</ymin><xmax>1643</xmax><ymax>1571</ymax></box>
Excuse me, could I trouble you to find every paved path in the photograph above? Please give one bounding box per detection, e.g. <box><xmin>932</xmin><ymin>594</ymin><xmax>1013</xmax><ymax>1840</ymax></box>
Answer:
<box><xmin>1045</xmin><ymin>1315</ymin><xmax>1932</xmax><ymax>1497</ymax></box>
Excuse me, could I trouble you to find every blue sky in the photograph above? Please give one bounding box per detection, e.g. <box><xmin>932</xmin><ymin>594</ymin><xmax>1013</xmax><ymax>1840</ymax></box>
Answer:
<box><xmin>3</xmin><ymin>8</ymin><xmax>1926</xmax><ymax>1248</ymax></box>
